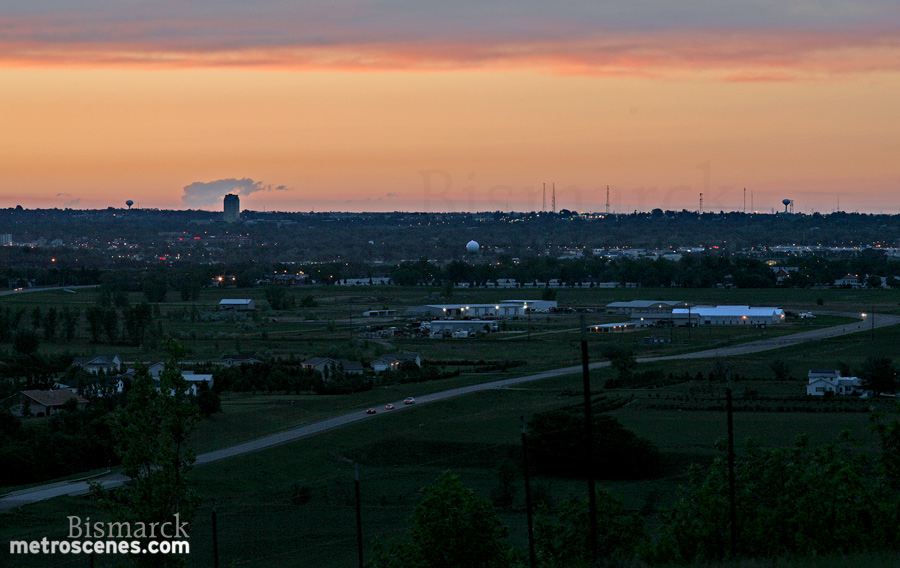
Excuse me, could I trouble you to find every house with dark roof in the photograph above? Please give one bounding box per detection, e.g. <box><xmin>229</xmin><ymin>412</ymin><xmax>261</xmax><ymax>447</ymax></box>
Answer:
<box><xmin>301</xmin><ymin>357</ymin><xmax>365</xmax><ymax>376</ymax></box>
<box><xmin>4</xmin><ymin>389</ymin><xmax>89</xmax><ymax>417</ymax></box>
<box><xmin>222</xmin><ymin>355</ymin><xmax>263</xmax><ymax>367</ymax></box>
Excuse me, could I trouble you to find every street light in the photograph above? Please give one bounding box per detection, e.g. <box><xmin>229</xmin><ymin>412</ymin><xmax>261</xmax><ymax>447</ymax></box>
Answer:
<box><xmin>525</xmin><ymin>303</ymin><xmax>531</xmax><ymax>340</ymax></box>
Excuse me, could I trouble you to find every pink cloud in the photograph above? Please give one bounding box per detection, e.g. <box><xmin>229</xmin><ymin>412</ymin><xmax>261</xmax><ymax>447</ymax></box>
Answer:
<box><xmin>1</xmin><ymin>14</ymin><xmax>900</xmax><ymax>80</ymax></box>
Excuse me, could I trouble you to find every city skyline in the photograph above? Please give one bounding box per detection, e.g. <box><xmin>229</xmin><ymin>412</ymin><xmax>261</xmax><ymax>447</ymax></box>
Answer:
<box><xmin>1</xmin><ymin>2</ymin><xmax>899</xmax><ymax>213</ymax></box>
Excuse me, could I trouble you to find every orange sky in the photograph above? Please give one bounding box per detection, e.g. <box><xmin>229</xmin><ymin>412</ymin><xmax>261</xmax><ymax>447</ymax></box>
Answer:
<box><xmin>1</xmin><ymin>6</ymin><xmax>899</xmax><ymax>213</ymax></box>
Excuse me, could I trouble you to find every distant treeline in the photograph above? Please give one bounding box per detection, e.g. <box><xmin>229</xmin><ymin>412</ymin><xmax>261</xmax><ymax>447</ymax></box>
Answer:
<box><xmin>5</xmin><ymin>248</ymin><xmax>900</xmax><ymax>295</ymax></box>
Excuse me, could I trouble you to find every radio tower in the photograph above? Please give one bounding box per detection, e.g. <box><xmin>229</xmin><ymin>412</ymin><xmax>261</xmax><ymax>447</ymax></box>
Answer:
<box><xmin>605</xmin><ymin>184</ymin><xmax>610</xmax><ymax>215</ymax></box>
<box><xmin>552</xmin><ymin>183</ymin><xmax>556</xmax><ymax>213</ymax></box>
<box><xmin>699</xmin><ymin>193</ymin><xmax>704</xmax><ymax>214</ymax></box>
<box><xmin>543</xmin><ymin>183</ymin><xmax>546</xmax><ymax>213</ymax></box>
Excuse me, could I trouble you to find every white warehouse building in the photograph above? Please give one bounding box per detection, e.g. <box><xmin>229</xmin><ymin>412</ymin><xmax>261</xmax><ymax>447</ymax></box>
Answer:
<box><xmin>668</xmin><ymin>305</ymin><xmax>785</xmax><ymax>327</ymax></box>
<box><xmin>430</xmin><ymin>320</ymin><xmax>499</xmax><ymax>338</ymax></box>
<box><xmin>409</xmin><ymin>299</ymin><xmax>557</xmax><ymax>319</ymax></box>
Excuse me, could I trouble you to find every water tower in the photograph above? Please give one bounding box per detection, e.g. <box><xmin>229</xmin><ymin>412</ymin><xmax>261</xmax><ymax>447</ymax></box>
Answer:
<box><xmin>782</xmin><ymin>198</ymin><xmax>792</xmax><ymax>214</ymax></box>
<box><xmin>125</xmin><ymin>200</ymin><xmax>133</xmax><ymax>210</ymax></box>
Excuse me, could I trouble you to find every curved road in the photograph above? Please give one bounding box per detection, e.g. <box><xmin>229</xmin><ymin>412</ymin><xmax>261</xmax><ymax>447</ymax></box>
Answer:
<box><xmin>3</xmin><ymin>312</ymin><xmax>897</xmax><ymax>511</ymax></box>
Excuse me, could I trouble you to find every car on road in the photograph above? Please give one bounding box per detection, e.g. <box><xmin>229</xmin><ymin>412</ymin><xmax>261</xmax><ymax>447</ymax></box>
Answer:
<box><xmin>366</xmin><ymin>408</ymin><xmax>376</xmax><ymax>414</ymax></box>
<box><xmin>385</xmin><ymin>404</ymin><xmax>394</xmax><ymax>410</ymax></box>
<box><xmin>404</xmin><ymin>397</ymin><xmax>416</xmax><ymax>405</ymax></box>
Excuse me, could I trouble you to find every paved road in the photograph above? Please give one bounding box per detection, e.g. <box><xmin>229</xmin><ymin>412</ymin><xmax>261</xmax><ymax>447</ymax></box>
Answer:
<box><xmin>0</xmin><ymin>285</ymin><xmax>98</xmax><ymax>297</ymax></box>
<box><xmin>3</xmin><ymin>312</ymin><xmax>896</xmax><ymax>511</ymax></box>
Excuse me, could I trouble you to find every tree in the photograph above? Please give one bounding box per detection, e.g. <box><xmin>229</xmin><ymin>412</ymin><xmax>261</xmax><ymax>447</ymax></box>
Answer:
<box><xmin>85</xmin><ymin>306</ymin><xmax>104</xmax><ymax>343</ymax></box>
<box><xmin>143</xmin><ymin>277</ymin><xmax>168</xmax><ymax>303</ymax></box>
<box><xmin>92</xmin><ymin>340</ymin><xmax>199</xmax><ymax>567</ymax></box>
<box><xmin>652</xmin><ymin>435</ymin><xmax>897</xmax><ymax>563</ymax></box>
<box><xmin>102</xmin><ymin>307</ymin><xmax>118</xmax><ymax>344</ymax></box>
<box><xmin>603</xmin><ymin>345</ymin><xmax>637</xmax><ymax>383</ymax></box>
<box><xmin>264</xmin><ymin>286</ymin><xmax>295</xmax><ymax>310</ymax></box>
<box><xmin>196</xmin><ymin>382</ymin><xmax>221</xmax><ymax>418</ymax></box>
<box><xmin>13</xmin><ymin>329</ymin><xmax>40</xmax><ymax>355</ymax></box>
<box><xmin>770</xmin><ymin>359</ymin><xmax>790</xmax><ymax>382</ymax></box>
<box><xmin>28</xmin><ymin>307</ymin><xmax>42</xmax><ymax>337</ymax></box>
<box><xmin>859</xmin><ymin>356</ymin><xmax>897</xmax><ymax>394</ymax></box>
<box><xmin>61</xmin><ymin>306</ymin><xmax>80</xmax><ymax>342</ymax></box>
<box><xmin>124</xmin><ymin>303</ymin><xmax>153</xmax><ymax>346</ymax></box>
<box><xmin>528</xmin><ymin>409</ymin><xmax>661</xmax><ymax>480</ymax></box>
<box><xmin>535</xmin><ymin>490</ymin><xmax>643</xmax><ymax>566</ymax></box>
<box><xmin>43</xmin><ymin>307</ymin><xmax>58</xmax><ymax>340</ymax></box>
<box><xmin>368</xmin><ymin>472</ymin><xmax>517</xmax><ymax>568</ymax></box>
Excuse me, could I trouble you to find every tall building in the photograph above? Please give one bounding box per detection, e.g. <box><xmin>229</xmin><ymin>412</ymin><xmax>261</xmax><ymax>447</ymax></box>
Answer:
<box><xmin>224</xmin><ymin>194</ymin><xmax>240</xmax><ymax>223</ymax></box>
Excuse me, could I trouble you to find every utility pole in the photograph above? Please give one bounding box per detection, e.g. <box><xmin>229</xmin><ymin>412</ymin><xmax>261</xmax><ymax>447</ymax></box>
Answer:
<box><xmin>525</xmin><ymin>302</ymin><xmax>531</xmax><ymax>341</ymax></box>
<box><xmin>212</xmin><ymin>503</ymin><xmax>220</xmax><ymax>568</ymax></box>
<box><xmin>579</xmin><ymin>314</ymin><xmax>599</xmax><ymax>563</ymax></box>
<box><xmin>871</xmin><ymin>307</ymin><xmax>875</xmax><ymax>341</ymax></box>
<box><xmin>688</xmin><ymin>304</ymin><xmax>692</xmax><ymax>340</ymax></box>
<box><xmin>725</xmin><ymin>367</ymin><xmax>737</xmax><ymax>559</ymax></box>
<box><xmin>521</xmin><ymin>417</ymin><xmax>537</xmax><ymax>568</ymax></box>
<box><xmin>355</xmin><ymin>464</ymin><xmax>364</xmax><ymax>568</ymax></box>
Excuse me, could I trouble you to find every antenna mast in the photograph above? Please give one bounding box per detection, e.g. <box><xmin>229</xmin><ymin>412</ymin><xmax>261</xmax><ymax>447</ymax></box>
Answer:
<box><xmin>699</xmin><ymin>193</ymin><xmax>703</xmax><ymax>214</ymax></box>
<box><xmin>605</xmin><ymin>184</ymin><xmax>610</xmax><ymax>215</ymax></box>
<box><xmin>542</xmin><ymin>183</ymin><xmax>546</xmax><ymax>213</ymax></box>
<box><xmin>552</xmin><ymin>183</ymin><xmax>556</xmax><ymax>213</ymax></box>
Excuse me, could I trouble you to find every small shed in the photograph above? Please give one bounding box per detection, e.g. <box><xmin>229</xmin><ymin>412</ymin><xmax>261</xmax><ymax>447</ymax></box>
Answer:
<box><xmin>219</xmin><ymin>299</ymin><xmax>255</xmax><ymax>311</ymax></box>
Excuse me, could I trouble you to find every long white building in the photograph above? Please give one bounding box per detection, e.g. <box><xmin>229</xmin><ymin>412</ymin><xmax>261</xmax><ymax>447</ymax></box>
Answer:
<box><xmin>668</xmin><ymin>305</ymin><xmax>785</xmax><ymax>326</ymax></box>
<box><xmin>408</xmin><ymin>299</ymin><xmax>557</xmax><ymax>319</ymax></box>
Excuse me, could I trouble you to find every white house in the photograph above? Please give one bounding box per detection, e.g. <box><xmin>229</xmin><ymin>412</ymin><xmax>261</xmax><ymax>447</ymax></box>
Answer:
<box><xmin>71</xmin><ymin>354</ymin><xmax>122</xmax><ymax>374</ymax></box>
<box><xmin>219</xmin><ymin>299</ymin><xmax>255</xmax><ymax>311</ymax></box>
<box><xmin>372</xmin><ymin>353</ymin><xmax>421</xmax><ymax>372</ymax></box>
<box><xmin>181</xmin><ymin>371</ymin><xmax>214</xmax><ymax>396</ymax></box>
<box><xmin>806</xmin><ymin>369</ymin><xmax>864</xmax><ymax>396</ymax></box>
<box><xmin>833</xmin><ymin>274</ymin><xmax>862</xmax><ymax>288</ymax></box>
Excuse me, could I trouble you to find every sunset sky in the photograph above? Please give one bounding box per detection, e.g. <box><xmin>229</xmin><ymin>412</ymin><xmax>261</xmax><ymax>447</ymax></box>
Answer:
<box><xmin>1</xmin><ymin>2</ymin><xmax>899</xmax><ymax>213</ymax></box>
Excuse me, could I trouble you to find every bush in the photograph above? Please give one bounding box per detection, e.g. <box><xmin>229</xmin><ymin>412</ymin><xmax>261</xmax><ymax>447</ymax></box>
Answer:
<box><xmin>528</xmin><ymin>408</ymin><xmax>662</xmax><ymax>480</ymax></box>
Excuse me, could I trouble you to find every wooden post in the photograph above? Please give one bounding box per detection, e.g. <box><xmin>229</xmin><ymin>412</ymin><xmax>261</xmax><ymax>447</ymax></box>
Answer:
<box><xmin>521</xmin><ymin>417</ymin><xmax>537</xmax><ymax>568</ymax></box>
<box><xmin>580</xmin><ymin>315</ymin><xmax>599</xmax><ymax>562</ymax></box>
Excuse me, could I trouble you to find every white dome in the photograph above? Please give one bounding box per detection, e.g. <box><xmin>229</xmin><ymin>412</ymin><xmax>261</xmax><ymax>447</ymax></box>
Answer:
<box><xmin>466</xmin><ymin>240</ymin><xmax>479</xmax><ymax>253</ymax></box>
